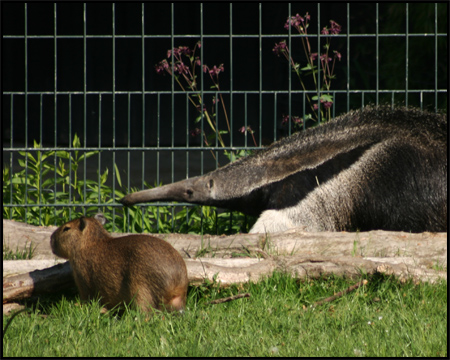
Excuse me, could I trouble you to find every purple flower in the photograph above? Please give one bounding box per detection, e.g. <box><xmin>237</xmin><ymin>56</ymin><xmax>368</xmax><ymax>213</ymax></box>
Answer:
<box><xmin>167</xmin><ymin>47</ymin><xmax>181</xmax><ymax>58</ymax></box>
<box><xmin>334</xmin><ymin>50</ymin><xmax>342</xmax><ymax>61</ymax></box>
<box><xmin>176</xmin><ymin>62</ymin><xmax>189</xmax><ymax>75</ymax></box>
<box><xmin>292</xmin><ymin>116</ymin><xmax>303</xmax><ymax>124</ymax></box>
<box><xmin>329</xmin><ymin>20</ymin><xmax>341</xmax><ymax>35</ymax></box>
<box><xmin>310</xmin><ymin>52</ymin><xmax>318</xmax><ymax>61</ymax></box>
<box><xmin>313</xmin><ymin>104</ymin><xmax>319</xmax><ymax>110</ymax></box>
<box><xmin>179</xmin><ymin>46</ymin><xmax>191</xmax><ymax>55</ymax></box>
<box><xmin>273</xmin><ymin>41</ymin><xmax>287</xmax><ymax>56</ymax></box>
<box><xmin>323</xmin><ymin>101</ymin><xmax>333</xmax><ymax>109</ymax></box>
<box><xmin>284</xmin><ymin>13</ymin><xmax>305</xmax><ymax>30</ymax></box>
<box><xmin>320</xmin><ymin>54</ymin><xmax>332</xmax><ymax>62</ymax></box>
<box><xmin>321</xmin><ymin>27</ymin><xmax>329</xmax><ymax>35</ymax></box>
<box><xmin>304</xmin><ymin>12</ymin><xmax>310</xmax><ymax>21</ymax></box>
<box><xmin>195</xmin><ymin>57</ymin><xmax>201</xmax><ymax>66</ymax></box>
<box><xmin>196</xmin><ymin>104</ymin><xmax>207</xmax><ymax>112</ymax></box>
<box><xmin>239</xmin><ymin>125</ymin><xmax>253</xmax><ymax>134</ymax></box>
<box><xmin>281</xmin><ymin>115</ymin><xmax>303</xmax><ymax>126</ymax></box>
<box><xmin>209</xmin><ymin>64</ymin><xmax>224</xmax><ymax>76</ymax></box>
<box><xmin>190</xmin><ymin>128</ymin><xmax>201</xmax><ymax>137</ymax></box>
<box><xmin>155</xmin><ymin>60</ymin><xmax>169</xmax><ymax>74</ymax></box>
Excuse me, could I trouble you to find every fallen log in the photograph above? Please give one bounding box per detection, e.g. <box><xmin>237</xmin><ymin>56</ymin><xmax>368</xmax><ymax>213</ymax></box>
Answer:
<box><xmin>3</xmin><ymin>219</ymin><xmax>447</xmax><ymax>264</ymax></box>
<box><xmin>3</xmin><ymin>261</ymin><xmax>74</xmax><ymax>303</ymax></box>
<box><xmin>3</xmin><ymin>219</ymin><xmax>447</xmax><ymax>309</ymax></box>
<box><xmin>3</xmin><ymin>254</ymin><xmax>446</xmax><ymax>306</ymax></box>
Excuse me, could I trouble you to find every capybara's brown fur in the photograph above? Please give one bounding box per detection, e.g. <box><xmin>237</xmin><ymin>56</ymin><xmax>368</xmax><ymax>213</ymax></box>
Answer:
<box><xmin>50</xmin><ymin>213</ymin><xmax>189</xmax><ymax>313</ymax></box>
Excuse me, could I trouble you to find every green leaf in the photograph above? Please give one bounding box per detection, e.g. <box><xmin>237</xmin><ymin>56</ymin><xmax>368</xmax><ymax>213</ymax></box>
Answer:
<box><xmin>300</xmin><ymin>64</ymin><xmax>316</xmax><ymax>71</ymax></box>
<box><xmin>78</xmin><ymin>151</ymin><xmax>98</xmax><ymax>162</ymax></box>
<box><xmin>114</xmin><ymin>163</ymin><xmax>122</xmax><ymax>188</ymax></box>
<box><xmin>55</xmin><ymin>150</ymin><xmax>72</xmax><ymax>160</ymax></box>
<box><xmin>320</xmin><ymin>94</ymin><xmax>334</xmax><ymax>102</ymax></box>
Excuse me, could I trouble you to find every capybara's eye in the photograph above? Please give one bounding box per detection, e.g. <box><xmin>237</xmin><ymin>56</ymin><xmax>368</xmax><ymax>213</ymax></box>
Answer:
<box><xmin>63</xmin><ymin>226</ymin><xmax>70</xmax><ymax>232</ymax></box>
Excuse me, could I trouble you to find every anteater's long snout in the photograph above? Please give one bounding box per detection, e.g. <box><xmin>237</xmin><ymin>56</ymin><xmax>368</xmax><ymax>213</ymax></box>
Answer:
<box><xmin>119</xmin><ymin>176</ymin><xmax>214</xmax><ymax>206</ymax></box>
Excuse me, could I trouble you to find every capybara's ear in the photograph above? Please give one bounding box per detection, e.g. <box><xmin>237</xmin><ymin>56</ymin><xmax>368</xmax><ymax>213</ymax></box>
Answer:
<box><xmin>94</xmin><ymin>212</ymin><xmax>107</xmax><ymax>226</ymax></box>
<box><xmin>79</xmin><ymin>217</ymin><xmax>88</xmax><ymax>232</ymax></box>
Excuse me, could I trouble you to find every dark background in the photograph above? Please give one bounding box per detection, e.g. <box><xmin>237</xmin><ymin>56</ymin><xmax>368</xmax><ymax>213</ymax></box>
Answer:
<box><xmin>2</xmin><ymin>2</ymin><xmax>448</xmax><ymax>149</ymax></box>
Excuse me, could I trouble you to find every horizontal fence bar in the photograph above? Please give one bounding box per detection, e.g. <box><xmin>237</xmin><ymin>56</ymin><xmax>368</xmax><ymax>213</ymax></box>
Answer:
<box><xmin>3</xmin><ymin>33</ymin><xmax>447</xmax><ymax>39</ymax></box>
<box><xmin>3</xmin><ymin>90</ymin><xmax>447</xmax><ymax>95</ymax></box>
<box><xmin>3</xmin><ymin>147</ymin><xmax>263</xmax><ymax>152</ymax></box>
<box><xmin>2</xmin><ymin>203</ymin><xmax>199</xmax><ymax>208</ymax></box>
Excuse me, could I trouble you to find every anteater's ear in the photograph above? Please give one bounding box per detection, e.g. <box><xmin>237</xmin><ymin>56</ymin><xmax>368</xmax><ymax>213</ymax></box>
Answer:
<box><xmin>94</xmin><ymin>212</ymin><xmax>107</xmax><ymax>226</ymax></box>
<box><xmin>79</xmin><ymin>217</ymin><xmax>88</xmax><ymax>232</ymax></box>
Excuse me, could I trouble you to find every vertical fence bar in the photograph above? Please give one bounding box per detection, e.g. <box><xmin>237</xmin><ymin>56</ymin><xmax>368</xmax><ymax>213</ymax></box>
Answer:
<box><xmin>139</xmin><ymin>3</ymin><xmax>146</xmax><ymax>232</ymax></box>
<box><xmin>434</xmin><ymin>3</ymin><xmax>438</xmax><ymax>111</ymax></box>
<box><xmin>375</xmin><ymin>3</ymin><xmax>379</xmax><ymax>105</ymax></box>
<box><xmin>8</xmin><ymin>95</ymin><xmax>14</xmax><ymax>218</ymax></box>
<box><xmin>156</xmin><ymin>92</ymin><xmax>161</xmax><ymax>232</ymax></box>
<box><xmin>170</xmin><ymin>3</ymin><xmax>176</xmax><ymax>237</ymax></box>
<box><xmin>316</xmin><ymin>3</ymin><xmax>321</xmax><ymax>123</ymax></box>
<box><xmin>287</xmin><ymin>3</ymin><xmax>291</xmax><ymax>136</ymax></box>
<box><xmin>199</xmin><ymin>3</ymin><xmax>204</xmax><ymax>232</ymax></box>
<box><xmin>405</xmin><ymin>3</ymin><xmax>409</xmax><ymax>107</ymax></box>
<box><xmin>199</xmin><ymin>4</ymin><xmax>204</xmax><ymax>176</ymax></box>
<box><xmin>346</xmin><ymin>3</ymin><xmax>350</xmax><ymax>112</ymax></box>
<box><xmin>38</xmin><ymin>93</ymin><xmax>43</xmax><ymax>223</ymax></box>
<box><xmin>98</xmin><ymin>94</ymin><xmax>102</xmax><ymax>211</ymax></box>
<box><xmin>82</xmin><ymin>3</ymin><xmax>87</xmax><ymax>216</ymax></box>
<box><xmin>229</xmin><ymin>3</ymin><xmax>233</xmax><ymax>149</ymax></box>
<box><xmin>258</xmin><ymin>3</ymin><xmax>262</xmax><ymax>146</ymax></box>
<box><xmin>24</xmin><ymin>3</ymin><xmax>28</xmax><ymax>222</ymax></box>
<box><xmin>111</xmin><ymin>3</ymin><xmax>116</xmax><ymax>230</ymax></box>
<box><xmin>51</xmin><ymin>2</ymin><xmax>58</xmax><ymax>224</ymax></box>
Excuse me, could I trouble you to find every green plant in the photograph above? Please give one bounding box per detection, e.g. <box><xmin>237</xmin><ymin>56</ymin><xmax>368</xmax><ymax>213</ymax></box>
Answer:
<box><xmin>3</xmin><ymin>134</ymin><xmax>255</xmax><ymax>235</ymax></box>
<box><xmin>3</xmin><ymin>240</ymin><xmax>36</xmax><ymax>260</ymax></box>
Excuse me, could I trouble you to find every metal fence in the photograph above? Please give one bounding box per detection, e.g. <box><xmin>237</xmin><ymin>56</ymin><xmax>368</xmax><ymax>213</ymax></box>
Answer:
<box><xmin>2</xmin><ymin>3</ymin><xmax>447</xmax><ymax>231</ymax></box>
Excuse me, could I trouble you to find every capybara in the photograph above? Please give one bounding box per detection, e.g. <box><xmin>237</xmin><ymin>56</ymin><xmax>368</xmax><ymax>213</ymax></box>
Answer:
<box><xmin>50</xmin><ymin>213</ymin><xmax>189</xmax><ymax>313</ymax></box>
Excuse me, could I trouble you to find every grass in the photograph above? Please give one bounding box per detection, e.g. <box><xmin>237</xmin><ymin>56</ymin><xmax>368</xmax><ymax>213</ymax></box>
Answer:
<box><xmin>3</xmin><ymin>272</ymin><xmax>447</xmax><ymax>357</ymax></box>
<box><xmin>3</xmin><ymin>240</ymin><xmax>36</xmax><ymax>260</ymax></box>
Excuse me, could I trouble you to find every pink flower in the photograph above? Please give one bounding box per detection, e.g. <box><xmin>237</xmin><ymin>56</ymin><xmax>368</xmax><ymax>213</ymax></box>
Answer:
<box><xmin>320</xmin><ymin>54</ymin><xmax>332</xmax><ymax>62</ymax></box>
<box><xmin>190</xmin><ymin>128</ymin><xmax>201</xmax><ymax>137</ymax></box>
<box><xmin>176</xmin><ymin>62</ymin><xmax>189</xmax><ymax>75</ymax></box>
<box><xmin>155</xmin><ymin>60</ymin><xmax>169</xmax><ymax>74</ymax></box>
<box><xmin>334</xmin><ymin>51</ymin><xmax>342</xmax><ymax>61</ymax></box>
<box><xmin>273</xmin><ymin>41</ymin><xmax>287</xmax><ymax>56</ymax></box>
<box><xmin>329</xmin><ymin>20</ymin><xmax>341</xmax><ymax>35</ymax></box>
<box><xmin>209</xmin><ymin>64</ymin><xmax>224</xmax><ymax>76</ymax></box>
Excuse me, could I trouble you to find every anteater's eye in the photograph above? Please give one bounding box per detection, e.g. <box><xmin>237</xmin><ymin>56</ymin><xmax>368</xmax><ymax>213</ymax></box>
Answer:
<box><xmin>209</xmin><ymin>179</ymin><xmax>214</xmax><ymax>188</ymax></box>
<box><xmin>186</xmin><ymin>189</ymin><xmax>193</xmax><ymax>196</ymax></box>
<box><xmin>63</xmin><ymin>226</ymin><xmax>70</xmax><ymax>232</ymax></box>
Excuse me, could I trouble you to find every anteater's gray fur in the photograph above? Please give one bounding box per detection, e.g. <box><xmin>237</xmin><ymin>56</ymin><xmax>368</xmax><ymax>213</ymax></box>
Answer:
<box><xmin>120</xmin><ymin>105</ymin><xmax>447</xmax><ymax>233</ymax></box>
